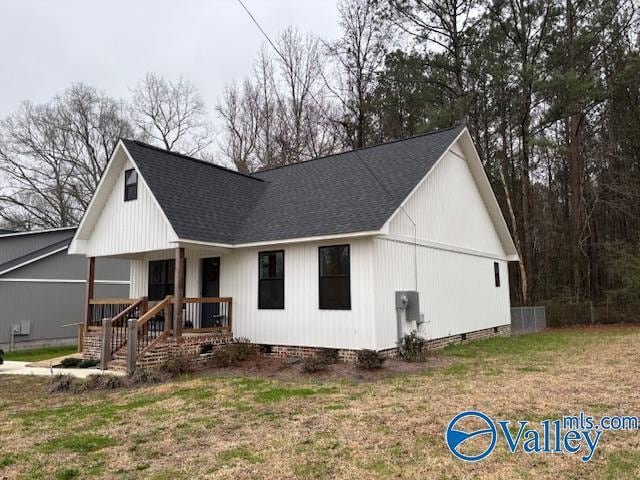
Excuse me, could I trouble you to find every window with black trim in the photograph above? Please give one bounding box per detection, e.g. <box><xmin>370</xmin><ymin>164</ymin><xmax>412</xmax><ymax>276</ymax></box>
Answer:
<box><xmin>124</xmin><ymin>169</ymin><xmax>138</xmax><ymax>201</ymax></box>
<box><xmin>148</xmin><ymin>259</ymin><xmax>184</xmax><ymax>301</ymax></box>
<box><xmin>259</xmin><ymin>250</ymin><xmax>284</xmax><ymax>309</ymax></box>
<box><xmin>319</xmin><ymin>245</ymin><xmax>351</xmax><ymax>310</ymax></box>
<box><xmin>494</xmin><ymin>262</ymin><xmax>500</xmax><ymax>287</ymax></box>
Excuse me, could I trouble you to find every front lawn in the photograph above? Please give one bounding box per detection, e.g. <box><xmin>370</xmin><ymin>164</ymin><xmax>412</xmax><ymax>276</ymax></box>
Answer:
<box><xmin>1</xmin><ymin>326</ymin><xmax>639</xmax><ymax>479</ymax></box>
<box><xmin>3</xmin><ymin>345</ymin><xmax>77</xmax><ymax>362</ymax></box>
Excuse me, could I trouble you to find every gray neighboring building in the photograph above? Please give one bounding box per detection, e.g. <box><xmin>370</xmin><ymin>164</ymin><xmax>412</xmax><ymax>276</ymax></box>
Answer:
<box><xmin>0</xmin><ymin>227</ymin><xmax>129</xmax><ymax>350</ymax></box>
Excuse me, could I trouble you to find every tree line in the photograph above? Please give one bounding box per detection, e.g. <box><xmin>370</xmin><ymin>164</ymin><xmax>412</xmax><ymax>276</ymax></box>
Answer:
<box><xmin>1</xmin><ymin>0</ymin><xmax>638</xmax><ymax>305</ymax></box>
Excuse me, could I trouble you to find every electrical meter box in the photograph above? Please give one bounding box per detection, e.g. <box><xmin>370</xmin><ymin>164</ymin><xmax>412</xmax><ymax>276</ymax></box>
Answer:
<box><xmin>395</xmin><ymin>291</ymin><xmax>420</xmax><ymax>323</ymax></box>
<box><xmin>11</xmin><ymin>320</ymin><xmax>31</xmax><ymax>335</ymax></box>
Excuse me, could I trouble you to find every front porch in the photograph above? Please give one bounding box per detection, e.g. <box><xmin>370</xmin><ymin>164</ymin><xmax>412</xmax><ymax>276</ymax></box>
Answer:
<box><xmin>82</xmin><ymin>247</ymin><xmax>234</xmax><ymax>372</ymax></box>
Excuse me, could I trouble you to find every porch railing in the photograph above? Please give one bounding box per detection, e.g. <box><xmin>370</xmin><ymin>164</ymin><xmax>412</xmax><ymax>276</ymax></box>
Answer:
<box><xmin>88</xmin><ymin>298</ymin><xmax>139</xmax><ymax>329</ymax></box>
<box><xmin>182</xmin><ymin>297</ymin><xmax>233</xmax><ymax>333</ymax></box>
<box><xmin>91</xmin><ymin>296</ymin><xmax>233</xmax><ymax>371</ymax></box>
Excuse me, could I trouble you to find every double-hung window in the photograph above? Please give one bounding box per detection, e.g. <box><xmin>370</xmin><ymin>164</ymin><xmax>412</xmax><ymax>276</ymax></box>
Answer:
<box><xmin>258</xmin><ymin>250</ymin><xmax>284</xmax><ymax>309</ymax></box>
<box><xmin>319</xmin><ymin>245</ymin><xmax>351</xmax><ymax>310</ymax></box>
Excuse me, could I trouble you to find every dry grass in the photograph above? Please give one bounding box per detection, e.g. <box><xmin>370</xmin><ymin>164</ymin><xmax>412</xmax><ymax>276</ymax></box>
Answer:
<box><xmin>1</xmin><ymin>326</ymin><xmax>640</xmax><ymax>479</ymax></box>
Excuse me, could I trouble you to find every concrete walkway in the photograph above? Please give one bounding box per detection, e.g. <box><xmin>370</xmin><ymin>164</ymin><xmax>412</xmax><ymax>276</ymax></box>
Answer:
<box><xmin>0</xmin><ymin>361</ymin><xmax>125</xmax><ymax>378</ymax></box>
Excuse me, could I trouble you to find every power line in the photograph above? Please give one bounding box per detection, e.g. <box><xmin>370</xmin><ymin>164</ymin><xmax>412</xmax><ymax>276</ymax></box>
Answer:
<box><xmin>235</xmin><ymin>0</ymin><xmax>335</xmax><ymax>124</ymax></box>
<box><xmin>235</xmin><ymin>0</ymin><xmax>419</xmax><ymax>290</ymax></box>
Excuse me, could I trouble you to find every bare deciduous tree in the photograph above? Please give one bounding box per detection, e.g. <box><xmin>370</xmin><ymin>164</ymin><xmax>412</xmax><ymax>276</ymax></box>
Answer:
<box><xmin>217</xmin><ymin>28</ymin><xmax>340</xmax><ymax>172</ymax></box>
<box><xmin>131</xmin><ymin>73</ymin><xmax>213</xmax><ymax>157</ymax></box>
<box><xmin>325</xmin><ymin>0</ymin><xmax>392</xmax><ymax>148</ymax></box>
<box><xmin>0</xmin><ymin>84</ymin><xmax>132</xmax><ymax>229</ymax></box>
<box><xmin>216</xmin><ymin>80</ymin><xmax>262</xmax><ymax>173</ymax></box>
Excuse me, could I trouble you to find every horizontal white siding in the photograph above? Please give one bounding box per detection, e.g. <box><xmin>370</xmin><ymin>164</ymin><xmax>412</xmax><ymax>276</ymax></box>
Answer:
<box><xmin>83</xmin><ymin>154</ymin><xmax>177</xmax><ymax>257</ymax></box>
<box><xmin>389</xmin><ymin>149</ymin><xmax>506</xmax><ymax>258</ymax></box>
<box><xmin>373</xmin><ymin>238</ymin><xmax>510</xmax><ymax>350</ymax></box>
<box><xmin>129</xmin><ymin>239</ymin><xmax>376</xmax><ymax>350</ymax></box>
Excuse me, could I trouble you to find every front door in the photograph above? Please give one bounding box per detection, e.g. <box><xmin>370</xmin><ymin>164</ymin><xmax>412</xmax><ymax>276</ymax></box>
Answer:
<box><xmin>201</xmin><ymin>257</ymin><xmax>220</xmax><ymax>328</ymax></box>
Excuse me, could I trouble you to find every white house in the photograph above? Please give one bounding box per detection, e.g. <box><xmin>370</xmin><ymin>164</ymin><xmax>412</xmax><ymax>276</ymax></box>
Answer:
<box><xmin>69</xmin><ymin>125</ymin><xmax>518</xmax><ymax>368</ymax></box>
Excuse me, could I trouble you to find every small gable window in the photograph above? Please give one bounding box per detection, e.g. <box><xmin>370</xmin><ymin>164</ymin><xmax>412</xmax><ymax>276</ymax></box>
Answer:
<box><xmin>319</xmin><ymin>245</ymin><xmax>351</xmax><ymax>310</ymax></box>
<box><xmin>494</xmin><ymin>262</ymin><xmax>500</xmax><ymax>287</ymax></box>
<box><xmin>124</xmin><ymin>169</ymin><xmax>138</xmax><ymax>201</ymax></box>
<box><xmin>259</xmin><ymin>250</ymin><xmax>284</xmax><ymax>309</ymax></box>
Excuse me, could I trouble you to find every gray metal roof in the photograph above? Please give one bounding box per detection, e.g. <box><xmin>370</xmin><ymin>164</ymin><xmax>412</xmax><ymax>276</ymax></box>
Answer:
<box><xmin>0</xmin><ymin>228</ymin><xmax>77</xmax><ymax>266</ymax></box>
<box><xmin>122</xmin><ymin>126</ymin><xmax>464</xmax><ymax>245</ymax></box>
<box><xmin>0</xmin><ymin>234</ymin><xmax>74</xmax><ymax>275</ymax></box>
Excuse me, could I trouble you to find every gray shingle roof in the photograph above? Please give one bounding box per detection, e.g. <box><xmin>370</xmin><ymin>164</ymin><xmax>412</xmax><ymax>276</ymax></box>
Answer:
<box><xmin>122</xmin><ymin>140</ymin><xmax>266</xmax><ymax>244</ymax></box>
<box><xmin>122</xmin><ymin>126</ymin><xmax>464</xmax><ymax>245</ymax></box>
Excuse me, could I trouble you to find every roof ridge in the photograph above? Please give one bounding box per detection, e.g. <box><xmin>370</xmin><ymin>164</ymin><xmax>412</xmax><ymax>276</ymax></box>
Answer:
<box><xmin>252</xmin><ymin>125</ymin><xmax>465</xmax><ymax>175</ymax></box>
<box><xmin>121</xmin><ymin>139</ymin><xmax>264</xmax><ymax>183</ymax></box>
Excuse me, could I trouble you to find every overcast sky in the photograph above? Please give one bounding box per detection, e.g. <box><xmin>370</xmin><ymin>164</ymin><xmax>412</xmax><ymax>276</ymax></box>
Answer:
<box><xmin>0</xmin><ymin>0</ymin><xmax>341</xmax><ymax>118</ymax></box>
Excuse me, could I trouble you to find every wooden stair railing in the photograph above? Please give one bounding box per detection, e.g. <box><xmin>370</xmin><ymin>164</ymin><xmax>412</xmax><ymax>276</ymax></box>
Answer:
<box><xmin>136</xmin><ymin>295</ymin><xmax>173</xmax><ymax>356</ymax></box>
<box><xmin>109</xmin><ymin>297</ymin><xmax>147</xmax><ymax>356</ymax></box>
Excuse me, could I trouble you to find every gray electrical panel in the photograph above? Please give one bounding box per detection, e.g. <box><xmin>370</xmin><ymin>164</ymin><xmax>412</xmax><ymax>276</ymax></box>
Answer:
<box><xmin>395</xmin><ymin>291</ymin><xmax>420</xmax><ymax>323</ymax></box>
<box><xmin>11</xmin><ymin>320</ymin><xmax>31</xmax><ymax>336</ymax></box>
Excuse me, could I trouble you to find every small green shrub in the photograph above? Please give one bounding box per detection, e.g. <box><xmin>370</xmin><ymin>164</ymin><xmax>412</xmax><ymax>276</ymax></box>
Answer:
<box><xmin>159</xmin><ymin>353</ymin><xmax>194</xmax><ymax>376</ymax></box>
<box><xmin>301</xmin><ymin>357</ymin><xmax>328</xmax><ymax>373</ymax></box>
<box><xmin>209</xmin><ymin>339</ymin><xmax>254</xmax><ymax>368</ymax></box>
<box><xmin>78</xmin><ymin>359</ymin><xmax>99</xmax><ymax>369</ymax></box>
<box><xmin>398</xmin><ymin>331</ymin><xmax>428</xmax><ymax>362</ymax></box>
<box><xmin>60</xmin><ymin>357</ymin><xmax>82</xmax><ymax>368</ymax></box>
<box><xmin>317</xmin><ymin>348</ymin><xmax>340</xmax><ymax>364</ymax></box>
<box><xmin>48</xmin><ymin>374</ymin><xmax>75</xmax><ymax>393</ymax></box>
<box><xmin>356</xmin><ymin>349</ymin><xmax>386</xmax><ymax>370</ymax></box>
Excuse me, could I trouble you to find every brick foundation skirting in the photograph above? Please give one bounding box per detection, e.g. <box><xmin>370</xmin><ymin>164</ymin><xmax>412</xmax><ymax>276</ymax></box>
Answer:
<box><xmin>83</xmin><ymin>324</ymin><xmax>511</xmax><ymax>369</ymax></box>
<box><xmin>257</xmin><ymin>325</ymin><xmax>510</xmax><ymax>361</ymax></box>
<box><xmin>135</xmin><ymin>332</ymin><xmax>237</xmax><ymax>369</ymax></box>
<box><xmin>424</xmin><ymin>324</ymin><xmax>511</xmax><ymax>350</ymax></box>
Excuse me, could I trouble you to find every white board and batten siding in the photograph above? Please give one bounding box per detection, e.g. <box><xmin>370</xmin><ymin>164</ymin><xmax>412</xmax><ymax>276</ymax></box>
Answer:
<box><xmin>71</xmin><ymin>148</ymin><xmax>178</xmax><ymax>258</ymax></box>
<box><xmin>373</xmin><ymin>146</ymin><xmax>511</xmax><ymax>350</ymax></box>
<box><xmin>129</xmin><ymin>238</ymin><xmax>377</xmax><ymax>350</ymax></box>
<box><xmin>82</xmin><ymin>134</ymin><xmax>516</xmax><ymax>352</ymax></box>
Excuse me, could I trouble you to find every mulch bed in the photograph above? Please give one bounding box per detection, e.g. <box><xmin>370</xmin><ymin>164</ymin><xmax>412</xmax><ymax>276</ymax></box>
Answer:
<box><xmin>196</xmin><ymin>354</ymin><xmax>456</xmax><ymax>383</ymax></box>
